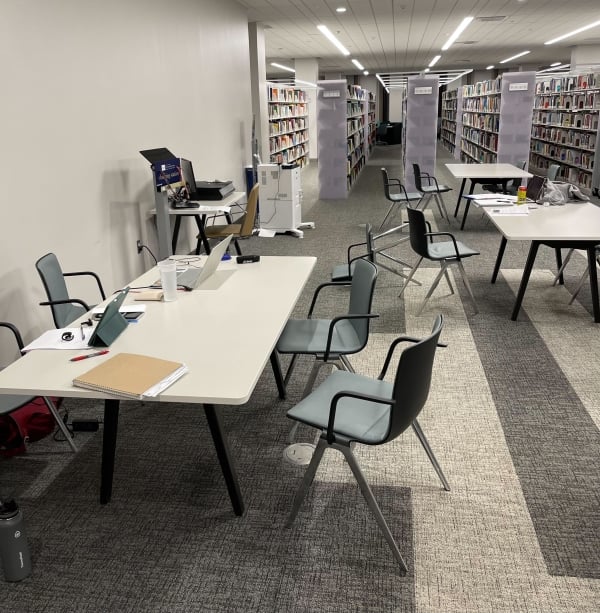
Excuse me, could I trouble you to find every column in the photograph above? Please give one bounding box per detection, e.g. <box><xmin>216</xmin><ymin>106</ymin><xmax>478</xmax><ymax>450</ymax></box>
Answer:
<box><xmin>248</xmin><ymin>22</ymin><xmax>269</xmax><ymax>166</ymax></box>
<box><xmin>294</xmin><ymin>59</ymin><xmax>319</xmax><ymax>160</ymax></box>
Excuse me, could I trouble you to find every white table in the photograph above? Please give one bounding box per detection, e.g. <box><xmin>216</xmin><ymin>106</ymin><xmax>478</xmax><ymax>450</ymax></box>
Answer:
<box><xmin>0</xmin><ymin>255</ymin><xmax>317</xmax><ymax>513</ymax></box>
<box><xmin>483</xmin><ymin>202</ymin><xmax>600</xmax><ymax>322</ymax></box>
<box><xmin>445</xmin><ymin>163</ymin><xmax>532</xmax><ymax>229</ymax></box>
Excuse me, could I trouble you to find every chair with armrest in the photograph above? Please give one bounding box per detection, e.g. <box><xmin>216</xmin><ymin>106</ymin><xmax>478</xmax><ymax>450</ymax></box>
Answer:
<box><xmin>200</xmin><ymin>183</ymin><xmax>259</xmax><ymax>256</ymax></box>
<box><xmin>0</xmin><ymin>322</ymin><xmax>76</xmax><ymax>452</ymax></box>
<box><xmin>547</xmin><ymin>163</ymin><xmax>560</xmax><ymax>182</ymax></box>
<box><xmin>36</xmin><ymin>253</ymin><xmax>106</xmax><ymax>328</ymax></box>
<box><xmin>380</xmin><ymin>168</ymin><xmax>422</xmax><ymax>230</ymax></box>
<box><xmin>412</xmin><ymin>163</ymin><xmax>452</xmax><ymax>221</ymax></box>
<box><xmin>285</xmin><ymin>315</ymin><xmax>449</xmax><ymax>573</ymax></box>
<box><xmin>277</xmin><ymin>258</ymin><xmax>378</xmax><ymax>404</ymax></box>
<box><xmin>400</xmin><ymin>207</ymin><xmax>479</xmax><ymax>315</ymax></box>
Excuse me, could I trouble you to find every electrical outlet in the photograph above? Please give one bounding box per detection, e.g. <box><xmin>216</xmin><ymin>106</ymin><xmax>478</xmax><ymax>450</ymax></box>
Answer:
<box><xmin>136</xmin><ymin>240</ymin><xmax>143</xmax><ymax>254</ymax></box>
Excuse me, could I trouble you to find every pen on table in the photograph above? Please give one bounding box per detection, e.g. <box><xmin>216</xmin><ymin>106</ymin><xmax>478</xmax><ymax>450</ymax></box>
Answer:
<box><xmin>70</xmin><ymin>350</ymin><xmax>110</xmax><ymax>362</ymax></box>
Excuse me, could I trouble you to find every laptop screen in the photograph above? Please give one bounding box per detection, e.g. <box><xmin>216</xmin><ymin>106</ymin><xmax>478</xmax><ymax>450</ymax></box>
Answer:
<box><xmin>526</xmin><ymin>175</ymin><xmax>545</xmax><ymax>202</ymax></box>
<box><xmin>179</xmin><ymin>159</ymin><xmax>197</xmax><ymax>199</ymax></box>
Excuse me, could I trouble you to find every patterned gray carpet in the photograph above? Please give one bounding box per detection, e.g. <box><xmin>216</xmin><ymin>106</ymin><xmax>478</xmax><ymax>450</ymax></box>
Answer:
<box><xmin>1</xmin><ymin>146</ymin><xmax>599</xmax><ymax>612</ymax></box>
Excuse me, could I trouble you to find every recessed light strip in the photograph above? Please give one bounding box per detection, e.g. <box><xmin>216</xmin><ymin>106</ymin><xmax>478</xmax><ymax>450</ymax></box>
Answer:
<box><xmin>545</xmin><ymin>19</ymin><xmax>600</xmax><ymax>45</ymax></box>
<box><xmin>441</xmin><ymin>16</ymin><xmax>474</xmax><ymax>50</ymax></box>
<box><xmin>317</xmin><ymin>24</ymin><xmax>350</xmax><ymax>56</ymax></box>
<box><xmin>270</xmin><ymin>62</ymin><xmax>295</xmax><ymax>73</ymax></box>
<box><xmin>352</xmin><ymin>59</ymin><xmax>365</xmax><ymax>71</ymax></box>
<box><xmin>499</xmin><ymin>50</ymin><xmax>530</xmax><ymax>64</ymax></box>
<box><xmin>428</xmin><ymin>55</ymin><xmax>441</xmax><ymax>68</ymax></box>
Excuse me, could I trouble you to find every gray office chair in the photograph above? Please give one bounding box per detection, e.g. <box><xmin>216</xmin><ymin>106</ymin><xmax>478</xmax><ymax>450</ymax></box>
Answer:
<box><xmin>0</xmin><ymin>322</ymin><xmax>76</xmax><ymax>452</ymax></box>
<box><xmin>547</xmin><ymin>163</ymin><xmax>560</xmax><ymax>182</ymax></box>
<box><xmin>277</xmin><ymin>258</ymin><xmax>378</xmax><ymax>403</ymax></box>
<box><xmin>380</xmin><ymin>168</ymin><xmax>422</xmax><ymax>230</ymax></box>
<box><xmin>36</xmin><ymin>253</ymin><xmax>106</xmax><ymax>328</ymax></box>
<box><xmin>412</xmin><ymin>163</ymin><xmax>451</xmax><ymax>221</ymax></box>
<box><xmin>400</xmin><ymin>207</ymin><xmax>479</xmax><ymax>315</ymax></box>
<box><xmin>285</xmin><ymin>315</ymin><xmax>449</xmax><ymax>573</ymax></box>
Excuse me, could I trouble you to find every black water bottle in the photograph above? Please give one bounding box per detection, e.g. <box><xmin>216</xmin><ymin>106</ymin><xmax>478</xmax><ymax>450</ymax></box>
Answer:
<box><xmin>0</xmin><ymin>498</ymin><xmax>32</xmax><ymax>581</ymax></box>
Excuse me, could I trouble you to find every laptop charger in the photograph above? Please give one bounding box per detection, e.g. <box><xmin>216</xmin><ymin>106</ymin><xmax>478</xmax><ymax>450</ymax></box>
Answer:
<box><xmin>72</xmin><ymin>419</ymin><xmax>100</xmax><ymax>432</ymax></box>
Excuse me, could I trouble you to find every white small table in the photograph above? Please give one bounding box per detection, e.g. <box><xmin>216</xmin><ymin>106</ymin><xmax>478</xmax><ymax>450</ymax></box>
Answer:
<box><xmin>446</xmin><ymin>163</ymin><xmax>532</xmax><ymax>229</ymax></box>
<box><xmin>483</xmin><ymin>202</ymin><xmax>600</xmax><ymax>322</ymax></box>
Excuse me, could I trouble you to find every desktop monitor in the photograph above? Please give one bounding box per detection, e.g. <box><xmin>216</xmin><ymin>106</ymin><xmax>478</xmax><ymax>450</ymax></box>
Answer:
<box><xmin>179</xmin><ymin>158</ymin><xmax>197</xmax><ymax>199</ymax></box>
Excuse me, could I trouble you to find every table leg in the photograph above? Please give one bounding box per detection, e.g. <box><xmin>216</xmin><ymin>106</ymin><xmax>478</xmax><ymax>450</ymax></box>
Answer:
<box><xmin>194</xmin><ymin>215</ymin><xmax>211</xmax><ymax>255</ymax></box>
<box><xmin>453</xmin><ymin>178</ymin><xmax>467</xmax><ymax>218</ymax></box>
<box><xmin>491</xmin><ymin>236</ymin><xmax>508</xmax><ymax>284</ymax></box>
<box><xmin>511</xmin><ymin>241</ymin><xmax>540</xmax><ymax>321</ymax></box>
<box><xmin>270</xmin><ymin>350</ymin><xmax>286</xmax><ymax>400</ymax></box>
<box><xmin>554</xmin><ymin>248</ymin><xmax>564</xmax><ymax>285</ymax></box>
<box><xmin>460</xmin><ymin>182</ymin><xmax>477</xmax><ymax>230</ymax></box>
<box><xmin>172</xmin><ymin>217</ymin><xmax>182</xmax><ymax>254</ymax></box>
<box><xmin>203</xmin><ymin>404</ymin><xmax>244</xmax><ymax>516</ymax></box>
<box><xmin>100</xmin><ymin>398</ymin><xmax>120</xmax><ymax>504</ymax></box>
<box><xmin>587</xmin><ymin>245</ymin><xmax>600</xmax><ymax>323</ymax></box>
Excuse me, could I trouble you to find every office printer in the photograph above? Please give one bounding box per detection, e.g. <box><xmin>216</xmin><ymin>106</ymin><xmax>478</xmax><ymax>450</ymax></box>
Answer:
<box><xmin>193</xmin><ymin>181</ymin><xmax>235</xmax><ymax>200</ymax></box>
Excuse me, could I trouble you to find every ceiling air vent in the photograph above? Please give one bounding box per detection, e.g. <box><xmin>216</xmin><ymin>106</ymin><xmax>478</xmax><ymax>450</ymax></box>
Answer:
<box><xmin>476</xmin><ymin>16</ymin><xmax>506</xmax><ymax>22</ymax></box>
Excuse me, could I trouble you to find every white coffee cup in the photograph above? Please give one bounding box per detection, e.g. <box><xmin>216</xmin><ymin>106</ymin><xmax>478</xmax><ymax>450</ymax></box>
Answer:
<box><xmin>158</xmin><ymin>260</ymin><xmax>178</xmax><ymax>302</ymax></box>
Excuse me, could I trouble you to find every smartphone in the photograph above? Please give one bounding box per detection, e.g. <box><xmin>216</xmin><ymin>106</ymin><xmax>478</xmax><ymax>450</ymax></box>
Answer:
<box><xmin>123</xmin><ymin>311</ymin><xmax>144</xmax><ymax>320</ymax></box>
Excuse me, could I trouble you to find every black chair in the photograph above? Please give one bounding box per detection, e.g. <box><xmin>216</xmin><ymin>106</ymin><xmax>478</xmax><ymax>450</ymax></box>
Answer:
<box><xmin>400</xmin><ymin>207</ymin><xmax>479</xmax><ymax>315</ymax></box>
<box><xmin>412</xmin><ymin>163</ymin><xmax>452</xmax><ymax>221</ymax></box>
<box><xmin>380</xmin><ymin>168</ymin><xmax>422</xmax><ymax>230</ymax></box>
<box><xmin>0</xmin><ymin>322</ymin><xmax>76</xmax><ymax>452</ymax></box>
<box><xmin>36</xmin><ymin>253</ymin><xmax>106</xmax><ymax>328</ymax></box>
<box><xmin>285</xmin><ymin>315</ymin><xmax>449</xmax><ymax>573</ymax></box>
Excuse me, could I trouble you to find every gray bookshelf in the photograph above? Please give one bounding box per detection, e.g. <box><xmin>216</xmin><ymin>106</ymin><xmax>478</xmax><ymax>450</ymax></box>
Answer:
<box><xmin>441</xmin><ymin>87</ymin><xmax>463</xmax><ymax>159</ymax></box>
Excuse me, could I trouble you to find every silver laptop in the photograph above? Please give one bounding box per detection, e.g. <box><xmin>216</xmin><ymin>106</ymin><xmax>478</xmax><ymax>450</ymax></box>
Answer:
<box><xmin>176</xmin><ymin>235</ymin><xmax>235</xmax><ymax>291</ymax></box>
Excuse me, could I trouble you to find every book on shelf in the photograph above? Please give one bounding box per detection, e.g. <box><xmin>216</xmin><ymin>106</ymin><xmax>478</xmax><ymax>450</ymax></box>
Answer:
<box><xmin>72</xmin><ymin>353</ymin><xmax>188</xmax><ymax>399</ymax></box>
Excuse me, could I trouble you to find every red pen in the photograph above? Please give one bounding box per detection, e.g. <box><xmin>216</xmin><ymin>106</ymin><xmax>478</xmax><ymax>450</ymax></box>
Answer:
<box><xmin>70</xmin><ymin>350</ymin><xmax>109</xmax><ymax>362</ymax></box>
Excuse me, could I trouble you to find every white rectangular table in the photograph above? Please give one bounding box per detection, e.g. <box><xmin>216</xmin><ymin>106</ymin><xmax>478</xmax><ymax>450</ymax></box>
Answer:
<box><xmin>0</xmin><ymin>255</ymin><xmax>316</xmax><ymax>513</ymax></box>
<box><xmin>446</xmin><ymin>163</ymin><xmax>532</xmax><ymax>229</ymax></box>
<box><xmin>483</xmin><ymin>202</ymin><xmax>600</xmax><ymax>322</ymax></box>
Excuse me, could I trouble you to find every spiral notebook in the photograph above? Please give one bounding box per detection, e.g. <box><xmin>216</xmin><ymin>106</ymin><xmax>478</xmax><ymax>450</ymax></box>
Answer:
<box><xmin>72</xmin><ymin>353</ymin><xmax>188</xmax><ymax>399</ymax></box>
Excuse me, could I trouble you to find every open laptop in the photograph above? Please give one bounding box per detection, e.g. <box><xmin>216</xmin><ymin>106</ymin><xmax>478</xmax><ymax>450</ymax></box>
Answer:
<box><xmin>175</xmin><ymin>235</ymin><xmax>236</xmax><ymax>291</ymax></box>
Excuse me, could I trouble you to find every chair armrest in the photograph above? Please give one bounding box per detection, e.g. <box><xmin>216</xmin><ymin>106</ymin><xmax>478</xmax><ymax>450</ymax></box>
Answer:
<box><xmin>0</xmin><ymin>322</ymin><xmax>24</xmax><ymax>351</ymax></box>
<box><xmin>63</xmin><ymin>271</ymin><xmax>106</xmax><ymax>300</ymax></box>
<box><xmin>326</xmin><ymin>390</ymin><xmax>394</xmax><ymax>443</ymax></box>
<box><xmin>307</xmin><ymin>281</ymin><xmax>352</xmax><ymax>317</ymax></box>
<box><xmin>324</xmin><ymin>313</ymin><xmax>379</xmax><ymax>361</ymax></box>
<box><xmin>424</xmin><ymin>231</ymin><xmax>461</xmax><ymax>259</ymax></box>
<box><xmin>346</xmin><ymin>240</ymin><xmax>368</xmax><ymax>265</ymax></box>
<box><xmin>420</xmin><ymin>171</ymin><xmax>434</xmax><ymax>186</ymax></box>
<box><xmin>377</xmin><ymin>334</ymin><xmax>447</xmax><ymax>380</ymax></box>
<box><xmin>40</xmin><ymin>298</ymin><xmax>92</xmax><ymax>311</ymax></box>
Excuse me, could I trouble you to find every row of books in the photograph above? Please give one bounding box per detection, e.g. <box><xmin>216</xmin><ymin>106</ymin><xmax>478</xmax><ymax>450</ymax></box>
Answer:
<box><xmin>270</xmin><ymin>143</ymin><xmax>308</xmax><ymax>165</ymax></box>
<box><xmin>441</xmin><ymin>120</ymin><xmax>456</xmax><ymax>133</ymax></box>
<box><xmin>269</xmin><ymin>132</ymin><xmax>308</xmax><ymax>154</ymax></box>
<box><xmin>268</xmin><ymin>103</ymin><xmax>307</xmax><ymax>120</ymax></box>
<box><xmin>462</xmin><ymin>77</ymin><xmax>501</xmax><ymax>97</ymax></box>
<box><xmin>463</xmin><ymin>96</ymin><xmax>500</xmax><ymax>113</ymax></box>
<box><xmin>347</xmin><ymin>144</ymin><xmax>365</xmax><ymax>173</ymax></box>
<box><xmin>347</xmin><ymin>84</ymin><xmax>367</xmax><ymax>101</ymax></box>
<box><xmin>530</xmin><ymin>142</ymin><xmax>595</xmax><ymax>170</ymax></box>
<box><xmin>347</xmin><ymin>155</ymin><xmax>366</xmax><ymax>190</ymax></box>
<box><xmin>460</xmin><ymin>143</ymin><xmax>497</xmax><ymax>164</ymax></box>
<box><xmin>535</xmin><ymin>91</ymin><xmax>600</xmax><ymax>111</ymax></box>
<box><xmin>530</xmin><ymin>153</ymin><xmax>593</xmax><ymax>187</ymax></box>
<box><xmin>462</xmin><ymin>128</ymin><xmax>498</xmax><ymax>152</ymax></box>
<box><xmin>462</xmin><ymin>113</ymin><xmax>500</xmax><ymax>132</ymax></box>
<box><xmin>442</xmin><ymin>100</ymin><xmax>458</xmax><ymax>112</ymax></box>
<box><xmin>347</xmin><ymin>131</ymin><xmax>363</xmax><ymax>154</ymax></box>
<box><xmin>268</xmin><ymin>117</ymin><xmax>307</xmax><ymax>136</ymax></box>
<box><xmin>531</xmin><ymin>126</ymin><xmax>597</xmax><ymax>151</ymax></box>
<box><xmin>535</xmin><ymin>73</ymin><xmax>600</xmax><ymax>94</ymax></box>
<box><xmin>347</xmin><ymin>117</ymin><xmax>365</xmax><ymax>137</ymax></box>
<box><xmin>268</xmin><ymin>86</ymin><xmax>307</xmax><ymax>104</ymax></box>
<box><xmin>532</xmin><ymin>111</ymin><xmax>599</xmax><ymax>131</ymax></box>
<box><xmin>347</xmin><ymin>101</ymin><xmax>365</xmax><ymax>117</ymax></box>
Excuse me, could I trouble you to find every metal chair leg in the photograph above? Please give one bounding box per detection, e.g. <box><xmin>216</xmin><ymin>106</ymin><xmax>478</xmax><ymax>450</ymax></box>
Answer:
<box><xmin>552</xmin><ymin>248</ymin><xmax>575</xmax><ymax>286</ymax></box>
<box><xmin>456</xmin><ymin>260</ymin><xmax>478</xmax><ymax>313</ymax></box>
<box><xmin>415</xmin><ymin>264</ymin><xmax>448</xmax><ymax>316</ymax></box>
<box><xmin>42</xmin><ymin>396</ymin><xmax>77</xmax><ymax>452</ymax></box>
<box><xmin>398</xmin><ymin>257</ymin><xmax>423</xmax><ymax>298</ymax></box>
<box><xmin>568</xmin><ymin>264</ymin><xmax>590</xmax><ymax>305</ymax></box>
<box><xmin>411</xmin><ymin>419</ymin><xmax>450</xmax><ymax>491</ymax></box>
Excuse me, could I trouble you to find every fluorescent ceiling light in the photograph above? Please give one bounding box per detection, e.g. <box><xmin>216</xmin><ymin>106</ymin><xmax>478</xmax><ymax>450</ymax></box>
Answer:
<box><xmin>336</xmin><ymin>7</ymin><xmax>347</xmax><ymax>12</ymax></box>
<box><xmin>376</xmin><ymin>73</ymin><xmax>390</xmax><ymax>93</ymax></box>
<box><xmin>428</xmin><ymin>55</ymin><xmax>441</xmax><ymax>68</ymax></box>
<box><xmin>441</xmin><ymin>16</ymin><xmax>474</xmax><ymax>50</ymax></box>
<box><xmin>317</xmin><ymin>24</ymin><xmax>350</xmax><ymax>56</ymax></box>
<box><xmin>363</xmin><ymin>70</ymin><xmax>369</xmax><ymax>76</ymax></box>
<box><xmin>295</xmin><ymin>78</ymin><xmax>317</xmax><ymax>87</ymax></box>
<box><xmin>486</xmin><ymin>65</ymin><xmax>494</xmax><ymax>70</ymax></box>
<box><xmin>270</xmin><ymin>62</ymin><xmax>295</xmax><ymax>73</ymax></box>
<box><xmin>499</xmin><ymin>50</ymin><xmax>530</xmax><ymax>64</ymax></box>
<box><xmin>424</xmin><ymin>68</ymin><xmax>430</xmax><ymax>73</ymax></box>
<box><xmin>537</xmin><ymin>63</ymin><xmax>570</xmax><ymax>74</ymax></box>
<box><xmin>545</xmin><ymin>19</ymin><xmax>600</xmax><ymax>45</ymax></box>
<box><xmin>550</xmin><ymin>62</ymin><xmax>562</xmax><ymax>67</ymax></box>
<box><xmin>352</xmin><ymin>59</ymin><xmax>365</xmax><ymax>70</ymax></box>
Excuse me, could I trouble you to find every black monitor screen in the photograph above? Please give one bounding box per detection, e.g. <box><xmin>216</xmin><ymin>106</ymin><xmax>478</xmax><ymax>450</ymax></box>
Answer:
<box><xmin>179</xmin><ymin>159</ymin><xmax>197</xmax><ymax>199</ymax></box>
<box><xmin>526</xmin><ymin>175</ymin><xmax>545</xmax><ymax>202</ymax></box>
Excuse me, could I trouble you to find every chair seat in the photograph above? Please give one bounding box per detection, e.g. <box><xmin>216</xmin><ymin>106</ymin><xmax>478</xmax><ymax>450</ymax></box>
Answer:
<box><xmin>331</xmin><ymin>261</ymin><xmax>355</xmax><ymax>282</ymax></box>
<box><xmin>427</xmin><ymin>240</ymin><xmax>479</xmax><ymax>261</ymax></box>
<box><xmin>389</xmin><ymin>191</ymin><xmax>422</xmax><ymax>202</ymax></box>
<box><xmin>421</xmin><ymin>185</ymin><xmax>452</xmax><ymax>194</ymax></box>
<box><xmin>0</xmin><ymin>395</ymin><xmax>37</xmax><ymax>415</ymax></box>
<box><xmin>287</xmin><ymin>370</ymin><xmax>393</xmax><ymax>444</ymax></box>
<box><xmin>276</xmin><ymin>318</ymin><xmax>363</xmax><ymax>356</ymax></box>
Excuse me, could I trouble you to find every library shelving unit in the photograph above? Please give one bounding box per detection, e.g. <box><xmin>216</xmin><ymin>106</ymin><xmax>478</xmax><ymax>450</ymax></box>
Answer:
<box><xmin>267</xmin><ymin>84</ymin><xmax>309</xmax><ymax>167</ymax></box>
<box><xmin>367</xmin><ymin>91</ymin><xmax>377</xmax><ymax>155</ymax></box>
<box><xmin>460</xmin><ymin>72</ymin><xmax>535</xmax><ymax>167</ymax></box>
<box><xmin>317</xmin><ymin>80</ymin><xmax>368</xmax><ymax>199</ymax></box>
<box><xmin>441</xmin><ymin>88</ymin><xmax>463</xmax><ymax>158</ymax></box>
<box><xmin>530</xmin><ymin>72</ymin><xmax>600</xmax><ymax>192</ymax></box>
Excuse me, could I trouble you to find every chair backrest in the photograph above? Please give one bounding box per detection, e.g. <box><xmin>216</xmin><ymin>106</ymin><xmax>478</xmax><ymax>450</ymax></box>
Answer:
<box><xmin>381</xmin><ymin>168</ymin><xmax>392</xmax><ymax>200</ymax></box>
<box><xmin>239</xmin><ymin>183</ymin><xmax>259</xmax><ymax>237</ymax></box>
<box><xmin>406</xmin><ymin>207</ymin><xmax>430</xmax><ymax>259</ymax></box>
<box><xmin>364</xmin><ymin>223</ymin><xmax>376</xmax><ymax>263</ymax></box>
<box><xmin>347</xmin><ymin>258</ymin><xmax>378</xmax><ymax>345</ymax></box>
<box><xmin>35</xmin><ymin>253</ymin><xmax>83</xmax><ymax>328</ymax></box>
<box><xmin>547</xmin><ymin>164</ymin><xmax>560</xmax><ymax>182</ymax></box>
<box><xmin>387</xmin><ymin>314</ymin><xmax>444</xmax><ymax>440</ymax></box>
<box><xmin>412</xmin><ymin>163</ymin><xmax>424</xmax><ymax>192</ymax></box>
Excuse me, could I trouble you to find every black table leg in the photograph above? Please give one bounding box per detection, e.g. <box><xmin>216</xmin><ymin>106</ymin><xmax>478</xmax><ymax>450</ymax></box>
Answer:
<box><xmin>460</xmin><ymin>182</ymin><xmax>476</xmax><ymax>230</ymax></box>
<box><xmin>587</xmin><ymin>245</ymin><xmax>600</xmax><ymax>323</ymax></box>
<box><xmin>270</xmin><ymin>350</ymin><xmax>286</xmax><ymax>400</ymax></box>
<box><xmin>454</xmin><ymin>178</ymin><xmax>467</xmax><ymax>218</ymax></box>
<box><xmin>511</xmin><ymin>241</ymin><xmax>540</xmax><ymax>321</ymax></box>
<box><xmin>555</xmin><ymin>248</ymin><xmax>564</xmax><ymax>285</ymax></box>
<box><xmin>195</xmin><ymin>215</ymin><xmax>211</xmax><ymax>256</ymax></box>
<box><xmin>203</xmin><ymin>404</ymin><xmax>244</xmax><ymax>516</ymax></box>
<box><xmin>492</xmin><ymin>236</ymin><xmax>508</xmax><ymax>284</ymax></box>
<box><xmin>101</xmin><ymin>398</ymin><xmax>120</xmax><ymax>504</ymax></box>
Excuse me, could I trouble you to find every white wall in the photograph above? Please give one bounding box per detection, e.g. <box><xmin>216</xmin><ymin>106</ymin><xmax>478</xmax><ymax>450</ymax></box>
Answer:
<box><xmin>0</xmin><ymin>0</ymin><xmax>252</xmax><ymax>352</ymax></box>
